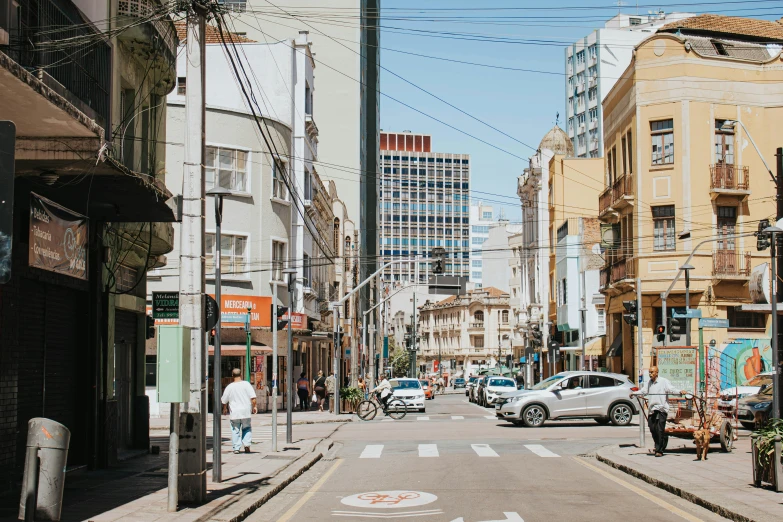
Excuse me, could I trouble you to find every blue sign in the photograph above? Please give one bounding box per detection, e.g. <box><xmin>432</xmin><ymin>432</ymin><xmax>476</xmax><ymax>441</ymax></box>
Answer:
<box><xmin>672</xmin><ymin>308</ymin><xmax>702</xmax><ymax>319</ymax></box>
<box><xmin>520</xmin><ymin>357</ymin><xmax>527</xmax><ymax>364</ymax></box>
<box><xmin>223</xmin><ymin>312</ymin><xmax>250</xmax><ymax>323</ymax></box>
<box><xmin>700</xmin><ymin>318</ymin><xmax>730</xmax><ymax>329</ymax></box>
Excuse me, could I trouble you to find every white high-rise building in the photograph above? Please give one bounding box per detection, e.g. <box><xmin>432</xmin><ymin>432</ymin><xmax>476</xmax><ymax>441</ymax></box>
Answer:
<box><xmin>565</xmin><ymin>11</ymin><xmax>693</xmax><ymax>158</ymax></box>
<box><xmin>469</xmin><ymin>203</ymin><xmax>496</xmax><ymax>288</ymax></box>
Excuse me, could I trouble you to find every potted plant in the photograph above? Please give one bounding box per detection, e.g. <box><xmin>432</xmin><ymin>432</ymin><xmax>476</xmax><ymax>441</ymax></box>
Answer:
<box><xmin>751</xmin><ymin>419</ymin><xmax>783</xmax><ymax>492</ymax></box>
<box><xmin>340</xmin><ymin>386</ymin><xmax>363</xmax><ymax>413</ymax></box>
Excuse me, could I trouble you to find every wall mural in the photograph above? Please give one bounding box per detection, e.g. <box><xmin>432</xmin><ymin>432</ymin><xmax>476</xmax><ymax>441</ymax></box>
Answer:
<box><xmin>708</xmin><ymin>333</ymin><xmax>772</xmax><ymax>394</ymax></box>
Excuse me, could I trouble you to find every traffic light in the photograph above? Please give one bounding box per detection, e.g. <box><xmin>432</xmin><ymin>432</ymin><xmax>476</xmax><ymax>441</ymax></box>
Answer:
<box><xmin>756</xmin><ymin>219</ymin><xmax>771</xmax><ymax>251</ymax></box>
<box><xmin>668</xmin><ymin>317</ymin><xmax>682</xmax><ymax>342</ymax></box>
<box><xmin>208</xmin><ymin>328</ymin><xmax>216</xmax><ymax>345</ymax></box>
<box><xmin>622</xmin><ymin>301</ymin><xmax>638</xmax><ymax>326</ymax></box>
<box><xmin>530</xmin><ymin>325</ymin><xmax>543</xmax><ymax>346</ymax></box>
<box><xmin>275</xmin><ymin>305</ymin><xmax>289</xmax><ymax>330</ymax></box>
<box><xmin>145</xmin><ymin>315</ymin><xmax>155</xmax><ymax>340</ymax></box>
<box><xmin>656</xmin><ymin>325</ymin><xmax>666</xmax><ymax>342</ymax></box>
<box><xmin>432</xmin><ymin>246</ymin><xmax>446</xmax><ymax>274</ymax></box>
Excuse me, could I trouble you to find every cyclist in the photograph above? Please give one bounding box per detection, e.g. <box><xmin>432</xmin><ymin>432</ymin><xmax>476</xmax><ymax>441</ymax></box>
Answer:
<box><xmin>372</xmin><ymin>376</ymin><xmax>393</xmax><ymax>411</ymax></box>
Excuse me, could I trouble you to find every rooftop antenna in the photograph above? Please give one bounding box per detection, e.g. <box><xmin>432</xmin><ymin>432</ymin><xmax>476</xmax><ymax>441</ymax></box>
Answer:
<box><xmin>615</xmin><ymin>0</ymin><xmax>626</xmax><ymax>15</ymax></box>
<box><xmin>555</xmin><ymin>111</ymin><xmax>560</xmax><ymax>126</ymax></box>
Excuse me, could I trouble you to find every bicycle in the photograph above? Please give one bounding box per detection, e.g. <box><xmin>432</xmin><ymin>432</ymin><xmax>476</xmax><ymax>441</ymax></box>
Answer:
<box><xmin>356</xmin><ymin>392</ymin><xmax>407</xmax><ymax>421</ymax></box>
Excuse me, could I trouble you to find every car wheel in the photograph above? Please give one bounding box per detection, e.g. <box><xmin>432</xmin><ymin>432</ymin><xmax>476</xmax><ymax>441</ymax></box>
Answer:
<box><xmin>595</xmin><ymin>417</ymin><xmax>611</xmax><ymax>425</ymax></box>
<box><xmin>720</xmin><ymin>420</ymin><xmax>734</xmax><ymax>452</ymax></box>
<box><xmin>740</xmin><ymin>421</ymin><xmax>755</xmax><ymax>430</ymax></box>
<box><xmin>522</xmin><ymin>404</ymin><xmax>546</xmax><ymax>427</ymax></box>
<box><xmin>609</xmin><ymin>403</ymin><xmax>633</xmax><ymax>426</ymax></box>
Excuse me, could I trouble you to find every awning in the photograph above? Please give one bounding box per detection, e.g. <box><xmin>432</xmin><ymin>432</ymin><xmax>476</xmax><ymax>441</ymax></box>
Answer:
<box><xmin>209</xmin><ymin>345</ymin><xmax>272</xmax><ymax>356</ymax></box>
<box><xmin>606</xmin><ymin>333</ymin><xmax>623</xmax><ymax>357</ymax></box>
<box><xmin>585</xmin><ymin>336</ymin><xmax>604</xmax><ymax>356</ymax></box>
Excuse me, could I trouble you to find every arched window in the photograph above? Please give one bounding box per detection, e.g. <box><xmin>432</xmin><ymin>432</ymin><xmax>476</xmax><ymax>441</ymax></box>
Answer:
<box><xmin>502</xmin><ymin>310</ymin><xmax>509</xmax><ymax>324</ymax></box>
<box><xmin>474</xmin><ymin>311</ymin><xmax>484</xmax><ymax>323</ymax></box>
<box><xmin>333</xmin><ymin>218</ymin><xmax>340</xmax><ymax>253</ymax></box>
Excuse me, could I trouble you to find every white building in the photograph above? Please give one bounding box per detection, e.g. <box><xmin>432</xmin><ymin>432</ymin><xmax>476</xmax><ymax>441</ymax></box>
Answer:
<box><xmin>469</xmin><ymin>203</ymin><xmax>496</xmax><ymax>288</ymax></box>
<box><xmin>481</xmin><ymin>222</ymin><xmax>522</xmax><ymax>293</ymax></box>
<box><xmin>565</xmin><ymin>11</ymin><xmax>693</xmax><ymax>157</ymax></box>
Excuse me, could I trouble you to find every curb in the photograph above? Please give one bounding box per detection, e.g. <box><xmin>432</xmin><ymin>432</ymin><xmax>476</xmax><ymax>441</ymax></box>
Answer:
<box><xmin>149</xmin><ymin>418</ymin><xmax>353</xmax><ymax>431</ymax></box>
<box><xmin>594</xmin><ymin>452</ymin><xmax>755</xmax><ymax>522</ymax></box>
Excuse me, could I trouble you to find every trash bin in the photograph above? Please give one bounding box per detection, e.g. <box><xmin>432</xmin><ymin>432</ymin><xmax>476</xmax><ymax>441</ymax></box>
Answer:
<box><xmin>18</xmin><ymin>418</ymin><xmax>71</xmax><ymax>521</ymax></box>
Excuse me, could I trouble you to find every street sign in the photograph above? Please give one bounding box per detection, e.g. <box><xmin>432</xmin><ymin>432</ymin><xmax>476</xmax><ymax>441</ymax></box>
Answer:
<box><xmin>205</xmin><ymin>295</ymin><xmax>219</xmax><ymax>330</ymax></box>
<box><xmin>672</xmin><ymin>308</ymin><xmax>702</xmax><ymax>319</ymax></box>
<box><xmin>152</xmin><ymin>291</ymin><xmax>179</xmax><ymax>319</ymax></box>
<box><xmin>699</xmin><ymin>318</ymin><xmax>730</xmax><ymax>329</ymax></box>
<box><xmin>222</xmin><ymin>312</ymin><xmax>249</xmax><ymax>324</ymax></box>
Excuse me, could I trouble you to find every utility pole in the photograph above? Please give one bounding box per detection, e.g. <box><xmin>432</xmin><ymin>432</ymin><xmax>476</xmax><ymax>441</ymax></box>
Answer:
<box><xmin>775</xmin><ymin>147</ymin><xmax>783</xmax><ymax>420</ymax></box>
<box><xmin>174</xmin><ymin>3</ymin><xmax>207</xmax><ymax>507</ymax></box>
<box><xmin>284</xmin><ymin>268</ymin><xmax>297</xmax><ymax>444</ymax></box>
<box><xmin>271</xmin><ymin>301</ymin><xmax>278</xmax><ymax>452</ymax></box>
<box><xmin>636</xmin><ymin>277</ymin><xmax>645</xmax><ymax>448</ymax></box>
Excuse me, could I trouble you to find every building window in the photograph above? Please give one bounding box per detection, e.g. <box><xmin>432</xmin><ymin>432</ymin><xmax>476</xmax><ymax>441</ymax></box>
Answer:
<box><xmin>630</xmin><ymin>17</ymin><xmax>641</xmax><ymax>25</ymax></box>
<box><xmin>272</xmin><ymin>159</ymin><xmax>287</xmax><ymax>200</ymax></box>
<box><xmin>206</xmin><ymin>233</ymin><xmax>247</xmax><ymax>274</ymax></box>
<box><xmin>501</xmin><ymin>310</ymin><xmax>509</xmax><ymax>324</ymax></box>
<box><xmin>597</xmin><ymin>309</ymin><xmax>606</xmax><ymax>334</ymax></box>
<box><xmin>473</xmin><ymin>336</ymin><xmax>485</xmax><ymax>348</ymax></box>
<box><xmin>177</xmin><ymin>76</ymin><xmax>186</xmax><ymax>95</ymax></box>
<box><xmin>474</xmin><ymin>311</ymin><xmax>484</xmax><ymax>323</ymax></box>
<box><xmin>652</xmin><ymin>205</ymin><xmax>675</xmax><ymax>251</ymax></box>
<box><xmin>205</xmin><ymin>146</ymin><xmax>247</xmax><ymax>192</ymax></box>
<box><xmin>621</xmin><ymin>136</ymin><xmax>627</xmax><ymax>175</ymax></box>
<box><xmin>272</xmin><ymin>240</ymin><xmax>285</xmax><ymax>281</ymax></box>
<box><xmin>626</xmin><ymin>131</ymin><xmax>633</xmax><ymax>174</ymax></box>
<box><xmin>727</xmin><ymin>306</ymin><xmax>765</xmax><ymax>329</ymax></box>
<box><xmin>472</xmin><ymin>260</ymin><xmax>482</xmax><ymax>268</ymax></box>
<box><xmin>717</xmin><ymin>206</ymin><xmax>736</xmax><ymax>250</ymax></box>
<box><xmin>482</xmin><ymin>211</ymin><xmax>493</xmax><ymax>220</ymax></box>
<box><xmin>714</xmin><ymin>120</ymin><xmax>735</xmax><ymax>164</ymax></box>
<box><xmin>116</xmin><ymin>265</ymin><xmax>139</xmax><ymax>293</ymax></box>
<box><xmin>651</xmin><ymin>119</ymin><xmax>674</xmax><ymax>165</ymax></box>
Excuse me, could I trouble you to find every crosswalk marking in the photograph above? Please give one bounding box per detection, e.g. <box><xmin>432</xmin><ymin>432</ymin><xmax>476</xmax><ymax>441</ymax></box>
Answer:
<box><xmin>471</xmin><ymin>444</ymin><xmax>499</xmax><ymax>457</ymax></box>
<box><xmin>525</xmin><ymin>444</ymin><xmax>560</xmax><ymax>458</ymax></box>
<box><xmin>359</xmin><ymin>445</ymin><xmax>384</xmax><ymax>459</ymax></box>
<box><xmin>417</xmin><ymin>416</ymin><xmax>430</xmax><ymax>421</ymax></box>
<box><xmin>451</xmin><ymin>416</ymin><xmax>464</xmax><ymax>420</ymax></box>
<box><xmin>418</xmin><ymin>444</ymin><xmax>439</xmax><ymax>457</ymax></box>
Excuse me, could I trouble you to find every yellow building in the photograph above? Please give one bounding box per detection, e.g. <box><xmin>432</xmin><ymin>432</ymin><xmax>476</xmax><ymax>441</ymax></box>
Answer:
<box><xmin>598</xmin><ymin>14</ymin><xmax>779</xmax><ymax>380</ymax></box>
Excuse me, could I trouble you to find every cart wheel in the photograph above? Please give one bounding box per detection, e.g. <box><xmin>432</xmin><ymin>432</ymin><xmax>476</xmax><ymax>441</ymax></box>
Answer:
<box><xmin>720</xmin><ymin>420</ymin><xmax>734</xmax><ymax>452</ymax></box>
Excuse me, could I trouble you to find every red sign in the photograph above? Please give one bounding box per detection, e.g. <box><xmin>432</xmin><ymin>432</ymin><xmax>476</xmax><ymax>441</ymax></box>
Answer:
<box><xmin>215</xmin><ymin>294</ymin><xmax>271</xmax><ymax>327</ymax></box>
<box><xmin>283</xmin><ymin>312</ymin><xmax>308</xmax><ymax>330</ymax></box>
<box><xmin>433</xmin><ymin>359</ymin><xmax>439</xmax><ymax>372</ymax></box>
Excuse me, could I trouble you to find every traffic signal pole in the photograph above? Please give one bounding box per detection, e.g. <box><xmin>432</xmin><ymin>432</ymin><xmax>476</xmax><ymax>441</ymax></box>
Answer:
<box><xmin>636</xmin><ymin>277</ymin><xmax>645</xmax><ymax>448</ymax></box>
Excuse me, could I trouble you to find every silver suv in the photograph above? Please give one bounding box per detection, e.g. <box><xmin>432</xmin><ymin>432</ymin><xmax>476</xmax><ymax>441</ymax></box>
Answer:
<box><xmin>495</xmin><ymin>371</ymin><xmax>638</xmax><ymax>427</ymax></box>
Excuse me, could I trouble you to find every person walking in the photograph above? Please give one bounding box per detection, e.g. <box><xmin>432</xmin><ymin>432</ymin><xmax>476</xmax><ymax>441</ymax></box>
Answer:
<box><xmin>437</xmin><ymin>375</ymin><xmax>445</xmax><ymax>395</ymax></box>
<box><xmin>221</xmin><ymin>368</ymin><xmax>257</xmax><ymax>454</ymax></box>
<box><xmin>357</xmin><ymin>375</ymin><xmax>366</xmax><ymax>400</ymax></box>
<box><xmin>365</xmin><ymin>374</ymin><xmax>373</xmax><ymax>400</ymax></box>
<box><xmin>313</xmin><ymin>370</ymin><xmax>327</xmax><ymax>412</ymax></box>
<box><xmin>633</xmin><ymin>366</ymin><xmax>687</xmax><ymax>457</ymax></box>
<box><xmin>325</xmin><ymin>371</ymin><xmax>336</xmax><ymax>413</ymax></box>
<box><xmin>515</xmin><ymin>372</ymin><xmax>525</xmax><ymax>390</ymax></box>
<box><xmin>296</xmin><ymin>372</ymin><xmax>310</xmax><ymax>411</ymax></box>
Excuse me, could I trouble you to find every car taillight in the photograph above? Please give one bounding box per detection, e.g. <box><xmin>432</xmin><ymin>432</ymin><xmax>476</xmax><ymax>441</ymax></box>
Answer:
<box><xmin>630</xmin><ymin>387</ymin><xmax>639</xmax><ymax>392</ymax></box>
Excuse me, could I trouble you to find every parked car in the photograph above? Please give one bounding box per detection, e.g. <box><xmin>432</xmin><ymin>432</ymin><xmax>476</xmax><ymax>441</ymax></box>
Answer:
<box><xmin>391</xmin><ymin>378</ymin><xmax>426</xmax><ymax>412</ymax></box>
<box><xmin>495</xmin><ymin>371</ymin><xmax>638</xmax><ymax>427</ymax></box>
<box><xmin>737</xmin><ymin>384</ymin><xmax>773</xmax><ymax>429</ymax></box>
<box><xmin>481</xmin><ymin>377</ymin><xmax>517</xmax><ymax>407</ymax></box>
<box><xmin>420</xmin><ymin>379</ymin><xmax>434</xmax><ymax>400</ymax></box>
<box><xmin>453</xmin><ymin>378</ymin><xmax>466</xmax><ymax>389</ymax></box>
<box><xmin>465</xmin><ymin>376</ymin><xmax>479</xmax><ymax>397</ymax></box>
<box><xmin>717</xmin><ymin>371</ymin><xmax>773</xmax><ymax>421</ymax></box>
<box><xmin>471</xmin><ymin>376</ymin><xmax>488</xmax><ymax>403</ymax></box>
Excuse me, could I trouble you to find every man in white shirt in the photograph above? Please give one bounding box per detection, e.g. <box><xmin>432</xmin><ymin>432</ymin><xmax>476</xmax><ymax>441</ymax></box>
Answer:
<box><xmin>372</xmin><ymin>376</ymin><xmax>393</xmax><ymax>410</ymax></box>
<box><xmin>221</xmin><ymin>368</ymin><xmax>257</xmax><ymax>454</ymax></box>
<box><xmin>633</xmin><ymin>366</ymin><xmax>687</xmax><ymax>457</ymax></box>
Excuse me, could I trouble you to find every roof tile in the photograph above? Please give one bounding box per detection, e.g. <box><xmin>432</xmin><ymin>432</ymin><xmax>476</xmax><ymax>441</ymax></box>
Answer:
<box><xmin>174</xmin><ymin>21</ymin><xmax>256</xmax><ymax>45</ymax></box>
<box><xmin>658</xmin><ymin>14</ymin><xmax>783</xmax><ymax>41</ymax></box>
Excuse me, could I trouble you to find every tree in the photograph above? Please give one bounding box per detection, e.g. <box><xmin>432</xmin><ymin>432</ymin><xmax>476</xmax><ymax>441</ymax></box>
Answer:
<box><xmin>388</xmin><ymin>337</ymin><xmax>410</xmax><ymax>378</ymax></box>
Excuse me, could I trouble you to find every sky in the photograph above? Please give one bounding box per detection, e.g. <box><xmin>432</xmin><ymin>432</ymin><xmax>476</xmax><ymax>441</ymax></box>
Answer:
<box><xmin>378</xmin><ymin>0</ymin><xmax>783</xmax><ymax>221</ymax></box>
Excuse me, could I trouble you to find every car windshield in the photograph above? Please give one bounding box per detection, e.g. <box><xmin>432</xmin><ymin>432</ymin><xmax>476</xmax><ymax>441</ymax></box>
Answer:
<box><xmin>489</xmin><ymin>378</ymin><xmax>515</xmax><ymax>387</ymax></box>
<box><xmin>469</xmin><ymin>377</ymin><xmax>479</xmax><ymax>383</ymax></box>
<box><xmin>419</xmin><ymin>381</ymin><xmax>429</xmax><ymax>387</ymax></box>
<box><xmin>391</xmin><ymin>380</ymin><xmax>421</xmax><ymax>390</ymax></box>
<box><xmin>531</xmin><ymin>374</ymin><xmax>567</xmax><ymax>391</ymax></box>
<box><xmin>455</xmin><ymin>379</ymin><xmax>465</xmax><ymax>383</ymax></box>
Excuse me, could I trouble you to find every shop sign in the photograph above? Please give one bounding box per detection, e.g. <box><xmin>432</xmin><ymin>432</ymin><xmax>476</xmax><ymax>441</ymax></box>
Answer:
<box><xmin>657</xmin><ymin>348</ymin><xmax>697</xmax><ymax>391</ymax></box>
<box><xmin>29</xmin><ymin>193</ymin><xmax>87</xmax><ymax>280</ymax></box>
<box><xmin>283</xmin><ymin>311</ymin><xmax>307</xmax><ymax>330</ymax></box>
<box><xmin>152</xmin><ymin>291</ymin><xmax>179</xmax><ymax>319</ymax></box>
<box><xmin>213</xmin><ymin>294</ymin><xmax>271</xmax><ymax>327</ymax></box>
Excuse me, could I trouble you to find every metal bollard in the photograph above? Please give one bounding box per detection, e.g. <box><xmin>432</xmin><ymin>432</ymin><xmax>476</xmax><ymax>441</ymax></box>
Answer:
<box><xmin>18</xmin><ymin>418</ymin><xmax>71</xmax><ymax>521</ymax></box>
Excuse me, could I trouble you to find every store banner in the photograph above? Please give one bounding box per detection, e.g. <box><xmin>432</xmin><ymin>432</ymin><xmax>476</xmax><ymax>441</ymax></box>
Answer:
<box><xmin>283</xmin><ymin>311</ymin><xmax>307</xmax><ymax>330</ymax></box>
<box><xmin>29</xmin><ymin>193</ymin><xmax>87</xmax><ymax>280</ymax></box>
<box><xmin>211</xmin><ymin>294</ymin><xmax>272</xmax><ymax>327</ymax></box>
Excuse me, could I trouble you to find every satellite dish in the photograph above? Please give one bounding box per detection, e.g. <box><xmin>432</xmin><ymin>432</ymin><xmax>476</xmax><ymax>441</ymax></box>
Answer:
<box><xmin>591</xmin><ymin>243</ymin><xmax>602</xmax><ymax>255</ymax></box>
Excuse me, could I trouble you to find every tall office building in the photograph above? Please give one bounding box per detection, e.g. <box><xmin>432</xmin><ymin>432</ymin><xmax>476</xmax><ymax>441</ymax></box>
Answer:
<box><xmin>469</xmin><ymin>202</ymin><xmax>495</xmax><ymax>288</ymax></box>
<box><xmin>379</xmin><ymin>132</ymin><xmax>471</xmax><ymax>282</ymax></box>
<box><xmin>565</xmin><ymin>11</ymin><xmax>693</xmax><ymax>158</ymax></box>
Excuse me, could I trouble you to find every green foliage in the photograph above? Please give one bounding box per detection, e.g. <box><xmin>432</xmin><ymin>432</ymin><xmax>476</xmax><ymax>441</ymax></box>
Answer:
<box><xmin>340</xmin><ymin>386</ymin><xmax>363</xmax><ymax>405</ymax></box>
<box><xmin>389</xmin><ymin>347</ymin><xmax>412</xmax><ymax>377</ymax></box>
<box><xmin>752</xmin><ymin>418</ymin><xmax>783</xmax><ymax>470</ymax></box>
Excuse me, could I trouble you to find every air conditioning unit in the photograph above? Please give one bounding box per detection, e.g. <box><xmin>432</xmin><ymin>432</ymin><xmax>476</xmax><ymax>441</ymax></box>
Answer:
<box><xmin>0</xmin><ymin>29</ymin><xmax>8</xmax><ymax>46</ymax></box>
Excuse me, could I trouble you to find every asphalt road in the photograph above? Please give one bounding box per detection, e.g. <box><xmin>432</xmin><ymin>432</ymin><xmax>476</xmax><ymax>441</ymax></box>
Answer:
<box><xmin>249</xmin><ymin>393</ymin><xmax>731</xmax><ymax>522</ymax></box>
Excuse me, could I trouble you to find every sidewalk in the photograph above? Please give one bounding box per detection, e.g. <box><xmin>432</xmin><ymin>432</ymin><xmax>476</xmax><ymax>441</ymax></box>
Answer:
<box><xmin>150</xmin><ymin>410</ymin><xmax>353</xmax><ymax>431</ymax></box>
<box><xmin>595</xmin><ymin>437</ymin><xmax>783</xmax><ymax>522</ymax></box>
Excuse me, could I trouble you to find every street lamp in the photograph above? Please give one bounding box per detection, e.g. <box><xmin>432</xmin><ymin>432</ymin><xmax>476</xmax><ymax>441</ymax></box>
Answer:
<box><xmin>206</xmin><ymin>185</ymin><xmax>231</xmax><ymax>483</ymax></box>
<box><xmin>763</xmin><ymin>225</ymin><xmax>782</xmax><ymax>421</ymax></box>
<box><xmin>679</xmin><ymin>263</ymin><xmax>695</xmax><ymax>346</ymax></box>
<box><xmin>283</xmin><ymin>267</ymin><xmax>298</xmax><ymax>444</ymax></box>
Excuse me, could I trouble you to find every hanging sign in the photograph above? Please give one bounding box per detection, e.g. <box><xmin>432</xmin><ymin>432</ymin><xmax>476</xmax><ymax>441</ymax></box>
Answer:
<box><xmin>29</xmin><ymin>193</ymin><xmax>87</xmax><ymax>280</ymax></box>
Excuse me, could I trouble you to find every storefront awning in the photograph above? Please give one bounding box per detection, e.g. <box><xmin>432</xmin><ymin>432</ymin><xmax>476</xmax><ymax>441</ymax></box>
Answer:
<box><xmin>209</xmin><ymin>345</ymin><xmax>271</xmax><ymax>356</ymax></box>
<box><xmin>606</xmin><ymin>333</ymin><xmax>623</xmax><ymax>357</ymax></box>
<box><xmin>585</xmin><ymin>336</ymin><xmax>604</xmax><ymax>356</ymax></box>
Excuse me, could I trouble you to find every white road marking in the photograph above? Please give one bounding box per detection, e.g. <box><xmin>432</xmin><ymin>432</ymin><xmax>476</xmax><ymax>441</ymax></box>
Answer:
<box><xmin>419</xmin><ymin>444</ymin><xmax>439</xmax><ymax>457</ymax></box>
<box><xmin>381</xmin><ymin>418</ymin><xmax>393</xmax><ymax>422</ymax></box>
<box><xmin>451</xmin><ymin>416</ymin><xmax>464</xmax><ymax>420</ymax></box>
<box><xmin>417</xmin><ymin>416</ymin><xmax>430</xmax><ymax>421</ymax></box>
<box><xmin>360</xmin><ymin>445</ymin><xmax>384</xmax><ymax>459</ymax></box>
<box><xmin>524</xmin><ymin>444</ymin><xmax>560</xmax><ymax>458</ymax></box>
<box><xmin>471</xmin><ymin>444</ymin><xmax>499</xmax><ymax>457</ymax></box>
<box><xmin>334</xmin><ymin>510</ymin><xmax>443</xmax><ymax>518</ymax></box>
<box><xmin>485</xmin><ymin>415</ymin><xmax>496</xmax><ymax>420</ymax></box>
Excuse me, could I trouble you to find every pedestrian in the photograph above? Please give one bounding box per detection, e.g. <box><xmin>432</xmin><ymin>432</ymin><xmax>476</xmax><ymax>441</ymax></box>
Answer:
<box><xmin>437</xmin><ymin>375</ymin><xmax>445</xmax><ymax>394</ymax></box>
<box><xmin>365</xmin><ymin>373</ymin><xmax>373</xmax><ymax>400</ymax></box>
<box><xmin>296</xmin><ymin>372</ymin><xmax>309</xmax><ymax>411</ymax></box>
<box><xmin>515</xmin><ymin>372</ymin><xmax>525</xmax><ymax>389</ymax></box>
<box><xmin>221</xmin><ymin>368</ymin><xmax>257</xmax><ymax>454</ymax></box>
<box><xmin>326</xmin><ymin>371</ymin><xmax>336</xmax><ymax>413</ymax></box>
<box><xmin>633</xmin><ymin>366</ymin><xmax>687</xmax><ymax>457</ymax></box>
<box><xmin>313</xmin><ymin>370</ymin><xmax>327</xmax><ymax>412</ymax></box>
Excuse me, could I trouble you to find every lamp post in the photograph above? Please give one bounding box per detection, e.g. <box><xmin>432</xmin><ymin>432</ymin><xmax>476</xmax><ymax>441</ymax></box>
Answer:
<box><xmin>679</xmin><ymin>263</ymin><xmax>695</xmax><ymax>346</ymax></box>
<box><xmin>283</xmin><ymin>267</ymin><xmax>298</xmax><ymax>444</ymax></box>
<box><xmin>764</xmin><ymin>225</ymin><xmax>782</xmax><ymax>421</ymax></box>
<box><xmin>206</xmin><ymin>185</ymin><xmax>231</xmax><ymax>483</ymax></box>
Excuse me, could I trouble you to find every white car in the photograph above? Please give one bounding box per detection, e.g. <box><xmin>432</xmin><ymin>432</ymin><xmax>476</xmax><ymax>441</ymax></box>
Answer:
<box><xmin>717</xmin><ymin>371</ymin><xmax>773</xmax><ymax>423</ymax></box>
<box><xmin>481</xmin><ymin>377</ymin><xmax>517</xmax><ymax>406</ymax></box>
<box><xmin>390</xmin><ymin>378</ymin><xmax>426</xmax><ymax>413</ymax></box>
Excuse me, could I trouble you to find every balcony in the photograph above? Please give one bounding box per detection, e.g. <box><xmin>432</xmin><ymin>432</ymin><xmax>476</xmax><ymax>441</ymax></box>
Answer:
<box><xmin>712</xmin><ymin>250</ymin><xmax>751</xmax><ymax>278</ymax></box>
<box><xmin>599</xmin><ymin>174</ymin><xmax>635</xmax><ymax>219</ymax></box>
<box><xmin>118</xmin><ymin>0</ymin><xmax>178</xmax><ymax>74</ymax></box>
<box><xmin>305</xmin><ymin>114</ymin><xmax>319</xmax><ymax>154</ymax></box>
<box><xmin>600</xmin><ymin>256</ymin><xmax>636</xmax><ymax>292</ymax></box>
<box><xmin>710</xmin><ymin>164</ymin><xmax>750</xmax><ymax>199</ymax></box>
<box><xmin>468</xmin><ymin>322</ymin><xmax>485</xmax><ymax>332</ymax></box>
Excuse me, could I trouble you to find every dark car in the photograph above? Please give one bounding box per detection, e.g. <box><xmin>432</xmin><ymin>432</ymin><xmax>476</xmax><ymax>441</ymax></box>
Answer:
<box><xmin>737</xmin><ymin>385</ymin><xmax>773</xmax><ymax>429</ymax></box>
<box><xmin>453</xmin><ymin>378</ymin><xmax>466</xmax><ymax>389</ymax></box>
<box><xmin>474</xmin><ymin>376</ymin><xmax>490</xmax><ymax>406</ymax></box>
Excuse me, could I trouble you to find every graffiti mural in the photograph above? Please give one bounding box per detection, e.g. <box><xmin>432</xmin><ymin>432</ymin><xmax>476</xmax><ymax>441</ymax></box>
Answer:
<box><xmin>711</xmin><ymin>335</ymin><xmax>772</xmax><ymax>392</ymax></box>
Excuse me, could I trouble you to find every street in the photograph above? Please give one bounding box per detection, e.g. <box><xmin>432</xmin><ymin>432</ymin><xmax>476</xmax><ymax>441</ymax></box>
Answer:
<box><xmin>248</xmin><ymin>394</ymin><xmax>730</xmax><ymax>522</ymax></box>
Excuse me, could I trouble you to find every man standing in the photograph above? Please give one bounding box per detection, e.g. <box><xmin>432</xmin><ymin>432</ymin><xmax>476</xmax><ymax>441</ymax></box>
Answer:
<box><xmin>325</xmin><ymin>371</ymin><xmax>336</xmax><ymax>413</ymax></box>
<box><xmin>221</xmin><ymin>368</ymin><xmax>257</xmax><ymax>454</ymax></box>
<box><xmin>634</xmin><ymin>366</ymin><xmax>686</xmax><ymax>457</ymax></box>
